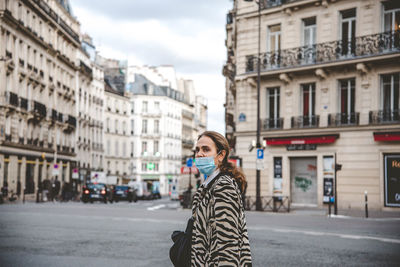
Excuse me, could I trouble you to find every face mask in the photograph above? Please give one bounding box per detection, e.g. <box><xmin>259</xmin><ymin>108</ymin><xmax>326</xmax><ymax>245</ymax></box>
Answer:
<box><xmin>195</xmin><ymin>155</ymin><xmax>218</xmax><ymax>176</ymax></box>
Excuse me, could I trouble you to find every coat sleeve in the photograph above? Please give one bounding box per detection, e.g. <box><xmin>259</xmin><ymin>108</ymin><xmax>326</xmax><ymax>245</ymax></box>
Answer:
<box><xmin>210</xmin><ymin>180</ymin><xmax>241</xmax><ymax>266</ymax></box>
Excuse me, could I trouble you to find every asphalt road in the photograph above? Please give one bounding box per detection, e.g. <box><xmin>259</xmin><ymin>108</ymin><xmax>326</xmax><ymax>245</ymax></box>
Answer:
<box><xmin>0</xmin><ymin>199</ymin><xmax>399</xmax><ymax>267</ymax></box>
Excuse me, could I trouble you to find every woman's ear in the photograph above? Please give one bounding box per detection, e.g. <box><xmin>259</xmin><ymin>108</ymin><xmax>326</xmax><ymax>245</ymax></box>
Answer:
<box><xmin>218</xmin><ymin>150</ymin><xmax>226</xmax><ymax>164</ymax></box>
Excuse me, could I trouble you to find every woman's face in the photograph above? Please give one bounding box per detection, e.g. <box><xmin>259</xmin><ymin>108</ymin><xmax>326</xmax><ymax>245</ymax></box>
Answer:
<box><xmin>195</xmin><ymin>136</ymin><xmax>225</xmax><ymax>166</ymax></box>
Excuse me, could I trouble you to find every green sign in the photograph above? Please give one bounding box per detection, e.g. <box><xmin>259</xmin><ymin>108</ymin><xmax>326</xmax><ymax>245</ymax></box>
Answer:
<box><xmin>147</xmin><ymin>163</ymin><xmax>155</xmax><ymax>170</ymax></box>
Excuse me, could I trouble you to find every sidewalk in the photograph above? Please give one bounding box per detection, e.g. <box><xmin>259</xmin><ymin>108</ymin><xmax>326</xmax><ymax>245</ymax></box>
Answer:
<box><xmin>290</xmin><ymin>206</ymin><xmax>400</xmax><ymax>219</ymax></box>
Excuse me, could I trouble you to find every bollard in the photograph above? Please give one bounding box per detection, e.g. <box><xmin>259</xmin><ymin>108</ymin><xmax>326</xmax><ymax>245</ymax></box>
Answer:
<box><xmin>365</xmin><ymin>190</ymin><xmax>368</xmax><ymax>218</ymax></box>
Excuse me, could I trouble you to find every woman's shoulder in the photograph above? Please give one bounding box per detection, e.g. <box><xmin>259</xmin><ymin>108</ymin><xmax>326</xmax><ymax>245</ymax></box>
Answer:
<box><xmin>213</xmin><ymin>173</ymin><xmax>238</xmax><ymax>192</ymax></box>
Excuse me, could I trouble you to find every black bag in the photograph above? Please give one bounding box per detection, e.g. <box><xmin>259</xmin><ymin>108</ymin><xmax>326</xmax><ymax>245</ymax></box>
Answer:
<box><xmin>169</xmin><ymin>217</ymin><xmax>194</xmax><ymax>267</ymax></box>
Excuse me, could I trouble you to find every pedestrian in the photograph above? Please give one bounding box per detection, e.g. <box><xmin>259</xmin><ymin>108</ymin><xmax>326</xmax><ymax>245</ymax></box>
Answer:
<box><xmin>191</xmin><ymin>131</ymin><xmax>252</xmax><ymax>266</ymax></box>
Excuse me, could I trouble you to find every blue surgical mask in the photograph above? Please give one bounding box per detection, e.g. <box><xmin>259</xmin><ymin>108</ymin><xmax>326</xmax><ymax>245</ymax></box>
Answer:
<box><xmin>195</xmin><ymin>156</ymin><xmax>217</xmax><ymax>176</ymax></box>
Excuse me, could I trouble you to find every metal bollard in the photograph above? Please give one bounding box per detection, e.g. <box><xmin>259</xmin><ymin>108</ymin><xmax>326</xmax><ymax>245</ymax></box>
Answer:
<box><xmin>365</xmin><ymin>190</ymin><xmax>368</xmax><ymax>218</ymax></box>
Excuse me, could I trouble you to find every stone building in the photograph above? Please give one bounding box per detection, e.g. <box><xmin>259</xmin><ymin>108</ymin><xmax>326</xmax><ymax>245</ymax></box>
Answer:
<box><xmin>224</xmin><ymin>0</ymin><xmax>400</xmax><ymax>211</ymax></box>
<box><xmin>104</xmin><ymin>82</ymin><xmax>130</xmax><ymax>185</ymax></box>
<box><xmin>76</xmin><ymin>34</ymin><xmax>104</xmax><ymax>187</ymax></box>
<box><xmin>0</xmin><ymin>0</ymin><xmax>79</xmax><ymax>200</ymax></box>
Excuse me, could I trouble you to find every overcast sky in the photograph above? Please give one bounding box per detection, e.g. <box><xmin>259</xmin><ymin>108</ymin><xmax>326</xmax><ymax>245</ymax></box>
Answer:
<box><xmin>69</xmin><ymin>0</ymin><xmax>233</xmax><ymax>135</ymax></box>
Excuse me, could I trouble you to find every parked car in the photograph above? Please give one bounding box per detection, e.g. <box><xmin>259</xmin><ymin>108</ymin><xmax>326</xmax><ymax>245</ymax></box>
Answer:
<box><xmin>111</xmin><ymin>185</ymin><xmax>137</xmax><ymax>203</ymax></box>
<box><xmin>81</xmin><ymin>183</ymin><xmax>108</xmax><ymax>203</ymax></box>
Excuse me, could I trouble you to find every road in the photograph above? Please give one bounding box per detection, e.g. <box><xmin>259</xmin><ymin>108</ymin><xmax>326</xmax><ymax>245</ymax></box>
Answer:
<box><xmin>0</xmin><ymin>198</ymin><xmax>399</xmax><ymax>267</ymax></box>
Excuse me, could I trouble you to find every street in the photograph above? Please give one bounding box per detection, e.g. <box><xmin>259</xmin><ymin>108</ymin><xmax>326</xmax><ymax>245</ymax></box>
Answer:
<box><xmin>0</xmin><ymin>199</ymin><xmax>399</xmax><ymax>267</ymax></box>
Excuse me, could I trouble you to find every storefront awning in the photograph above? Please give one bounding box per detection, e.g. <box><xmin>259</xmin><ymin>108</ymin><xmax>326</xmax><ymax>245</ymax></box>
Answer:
<box><xmin>266</xmin><ymin>134</ymin><xmax>339</xmax><ymax>146</ymax></box>
<box><xmin>373</xmin><ymin>132</ymin><xmax>400</xmax><ymax>142</ymax></box>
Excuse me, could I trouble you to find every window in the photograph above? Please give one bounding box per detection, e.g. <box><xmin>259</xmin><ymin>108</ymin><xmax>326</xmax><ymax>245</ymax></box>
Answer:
<box><xmin>142</xmin><ymin>101</ymin><xmax>148</xmax><ymax>113</ymax></box>
<box><xmin>303</xmin><ymin>17</ymin><xmax>316</xmax><ymax>46</ymax></box>
<box><xmin>154</xmin><ymin>120</ymin><xmax>159</xmax><ymax>134</ymax></box>
<box><xmin>142</xmin><ymin>163</ymin><xmax>147</xmax><ymax>171</ymax></box>
<box><xmin>131</xmin><ymin>119</ymin><xmax>134</xmax><ymax>135</ymax></box>
<box><xmin>115</xmin><ymin>140</ymin><xmax>119</xmax><ymax>156</ymax></box>
<box><xmin>383</xmin><ymin>1</ymin><xmax>400</xmax><ymax>49</ymax></box>
<box><xmin>115</xmin><ymin>119</ymin><xmax>118</xmax><ymax>134</ymax></box>
<box><xmin>266</xmin><ymin>87</ymin><xmax>281</xmax><ymax>129</ymax></box>
<box><xmin>340</xmin><ymin>8</ymin><xmax>356</xmax><ymax>56</ymax></box>
<box><xmin>107</xmin><ymin>140</ymin><xmax>110</xmax><ymax>155</ymax></box>
<box><xmin>123</xmin><ymin>142</ymin><xmax>126</xmax><ymax>157</ymax></box>
<box><xmin>267</xmin><ymin>24</ymin><xmax>281</xmax><ymax>52</ymax></box>
<box><xmin>381</xmin><ymin>73</ymin><xmax>400</xmax><ymax>120</ymax></box>
<box><xmin>155</xmin><ymin>101</ymin><xmax>160</xmax><ymax>111</ymax></box>
<box><xmin>302</xmin><ymin>17</ymin><xmax>316</xmax><ymax>63</ymax></box>
<box><xmin>142</xmin><ymin>141</ymin><xmax>147</xmax><ymax>154</ymax></box>
<box><xmin>142</xmin><ymin>119</ymin><xmax>147</xmax><ymax>134</ymax></box>
<box><xmin>302</xmin><ymin>83</ymin><xmax>316</xmax><ymax>118</ymax></box>
<box><xmin>155</xmin><ymin>163</ymin><xmax>159</xmax><ymax>171</ymax></box>
<box><xmin>338</xmin><ymin>78</ymin><xmax>356</xmax><ymax>124</ymax></box>
<box><xmin>131</xmin><ymin>141</ymin><xmax>134</xmax><ymax>157</ymax></box>
<box><xmin>131</xmin><ymin>101</ymin><xmax>135</xmax><ymax>114</ymax></box>
<box><xmin>154</xmin><ymin>141</ymin><xmax>159</xmax><ymax>154</ymax></box>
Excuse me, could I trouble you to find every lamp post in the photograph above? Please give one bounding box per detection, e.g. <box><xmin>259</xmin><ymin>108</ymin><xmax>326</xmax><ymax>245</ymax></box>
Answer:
<box><xmin>244</xmin><ymin>0</ymin><xmax>262</xmax><ymax>211</ymax></box>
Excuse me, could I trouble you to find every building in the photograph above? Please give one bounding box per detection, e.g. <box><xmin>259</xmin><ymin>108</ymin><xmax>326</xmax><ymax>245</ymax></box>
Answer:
<box><xmin>127</xmin><ymin>70</ymin><xmax>183</xmax><ymax>195</ymax></box>
<box><xmin>126</xmin><ymin>65</ymin><xmax>208</xmax><ymax>194</ymax></box>
<box><xmin>224</xmin><ymin>0</ymin><xmax>400</xmax><ymax>211</ymax></box>
<box><xmin>76</xmin><ymin>34</ymin><xmax>104</xmax><ymax>187</ymax></box>
<box><xmin>103</xmin><ymin>82</ymin><xmax>130</xmax><ymax>185</ymax></box>
<box><xmin>0</xmin><ymin>0</ymin><xmax>80</xmax><ymax>200</ymax></box>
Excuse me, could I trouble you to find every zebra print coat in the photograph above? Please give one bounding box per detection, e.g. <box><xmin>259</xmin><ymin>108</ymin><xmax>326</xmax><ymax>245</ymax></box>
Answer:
<box><xmin>190</xmin><ymin>173</ymin><xmax>252</xmax><ymax>266</ymax></box>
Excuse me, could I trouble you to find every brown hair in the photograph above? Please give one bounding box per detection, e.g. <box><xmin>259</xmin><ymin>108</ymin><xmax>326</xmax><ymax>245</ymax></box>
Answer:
<box><xmin>197</xmin><ymin>131</ymin><xmax>246</xmax><ymax>193</ymax></box>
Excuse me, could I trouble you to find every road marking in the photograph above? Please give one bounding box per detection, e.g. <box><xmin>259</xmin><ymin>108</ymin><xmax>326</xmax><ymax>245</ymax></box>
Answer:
<box><xmin>147</xmin><ymin>204</ymin><xmax>166</xmax><ymax>211</ymax></box>
<box><xmin>249</xmin><ymin>226</ymin><xmax>400</xmax><ymax>244</ymax></box>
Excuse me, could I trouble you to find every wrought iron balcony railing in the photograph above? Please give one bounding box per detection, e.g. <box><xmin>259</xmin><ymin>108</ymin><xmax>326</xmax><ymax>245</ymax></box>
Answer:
<box><xmin>262</xmin><ymin>117</ymin><xmax>284</xmax><ymax>130</ymax></box>
<box><xmin>369</xmin><ymin>110</ymin><xmax>400</xmax><ymax>125</ymax></box>
<box><xmin>33</xmin><ymin>101</ymin><xmax>46</xmax><ymax>117</ymax></box>
<box><xmin>8</xmin><ymin>92</ymin><xmax>19</xmax><ymax>107</ymax></box>
<box><xmin>328</xmin><ymin>112</ymin><xmax>359</xmax><ymax>127</ymax></box>
<box><xmin>20</xmin><ymin>97</ymin><xmax>28</xmax><ymax>110</ymax></box>
<box><xmin>291</xmin><ymin>115</ymin><xmax>319</xmax><ymax>128</ymax></box>
<box><xmin>67</xmin><ymin>115</ymin><xmax>77</xmax><ymax>127</ymax></box>
<box><xmin>246</xmin><ymin>30</ymin><xmax>400</xmax><ymax>73</ymax></box>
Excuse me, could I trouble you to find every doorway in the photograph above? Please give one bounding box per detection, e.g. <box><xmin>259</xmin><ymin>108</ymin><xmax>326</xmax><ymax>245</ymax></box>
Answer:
<box><xmin>290</xmin><ymin>157</ymin><xmax>318</xmax><ymax>206</ymax></box>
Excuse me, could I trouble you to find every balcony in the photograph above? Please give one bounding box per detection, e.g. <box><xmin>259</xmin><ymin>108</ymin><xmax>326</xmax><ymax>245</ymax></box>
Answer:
<box><xmin>369</xmin><ymin>110</ymin><xmax>400</xmax><ymax>125</ymax></box>
<box><xmin>141</xmin><ymin>110</ymin><xmax>162</xmax><ymax>118</ymax></box>
<box><xmin>20</xmin><ymin>97</ymin><xmax>28</xmax><ymax>110</ymax></box>
<box><xmin>328</xmin><ymin>112</ymin><xmax>359</xmax><ymax>127</ymax></box>
<box><xmin>262</xmin><ymin>118</ymin><xmax>284</xmax><ymax>130</ymax></box>
<box><xmin>32</xmin><ymin>0</ymin><xmax>80</xmax><ymax>43</ymax></box>
<box><xmin>67</xmin><ymin>115</ymin><xmax>77</xmax><ymax>128</ymax></box>
<box><xmin>79</xmin><ymin>60</ymin><xmax>93</xmax><ymax>79</ymax></box>
<box><xmin>33</xmin><ymin>101</ymin><xmax>47</xmax><ymax>117</ymax></box>
<box><xmin>51</xmin><ymin>109</ymin><xmax>58</xmax><ymax>120</ymax></box>
<box><xmin>8</xmin><ymin>92</ymin><xmax>19</xmax><ymax>107</ymax></box>
<box><xmin>245</xmin><ymin>30</ymin><xmax>400</xmax><ymax>74</ymax></box>
<box><xmin>291</xmin><ymin>115</ymin><xmax>319</xmax><ymax>128</ymax></box>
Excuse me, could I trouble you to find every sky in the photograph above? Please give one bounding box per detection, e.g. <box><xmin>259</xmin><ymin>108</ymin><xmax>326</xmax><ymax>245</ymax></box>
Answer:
<box><xmin>69</xmin><ymin>0</ymin><xmax>233</xmax><ymax>135</ymax></box>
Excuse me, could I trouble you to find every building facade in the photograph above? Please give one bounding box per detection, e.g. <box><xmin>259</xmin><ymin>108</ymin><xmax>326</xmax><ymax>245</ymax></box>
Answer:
<box><xmin>104</xmin><ymin>84</ymin><xmax>130</xmax><ymax>185</ymax></box>
<box><xmin>224</xmin><ymin>0</ymin><xmax>400</xmax><ymax>211</ymax></box>
<box><xmin>127</xmin><ymin>72</ymin><xmax>183</xmax><ymax>195</ymax></box>
<box><xmin>76</xmin><ymin>34</ymin><xmax>104</xmax><ymax>186</ymax></box>
<box><xmin>0</xmin><ymin>0</ymin><xmax>79</xmax><ymax>200</ymax></box>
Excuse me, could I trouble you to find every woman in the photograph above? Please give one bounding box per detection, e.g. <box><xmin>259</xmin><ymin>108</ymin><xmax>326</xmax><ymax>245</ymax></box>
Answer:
<box><xmin>191</xmin><ymin>131</ymin><xmax>252</xmax><ymax>266</ymax></box>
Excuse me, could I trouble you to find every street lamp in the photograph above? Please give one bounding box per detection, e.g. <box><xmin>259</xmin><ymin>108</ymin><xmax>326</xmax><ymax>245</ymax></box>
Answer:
<box><xmin>244</xmin><ymin>0</ymin><xmax>262</xmax><ymax>211</ymax></box>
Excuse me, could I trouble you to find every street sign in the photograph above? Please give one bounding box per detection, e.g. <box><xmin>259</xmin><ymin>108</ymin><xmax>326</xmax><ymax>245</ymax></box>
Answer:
<box><xmin>181</xmin><ymin>166</ymin><xmax>198</xmax><ymax>174</ymax></box>
<box><xmin>186</xmin><ymin>158</ymin><xmax>193</xmax><ymax>167</ymax></box>
<box><xmin>256</xmin><ymin>159</ymin><xmax>264</xmax><ymax>170</ymax></box>
<box><xmin>257</xmin><ymin>149</ymin><xmax>264</xmax><ymax>159</ymax></box>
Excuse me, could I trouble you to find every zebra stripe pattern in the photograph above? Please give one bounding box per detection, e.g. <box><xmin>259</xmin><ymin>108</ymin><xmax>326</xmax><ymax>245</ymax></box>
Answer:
<box><xmin>191</xmin><ymin>174</ymin><xmax>252</xmax><ymax>266</ymax></box>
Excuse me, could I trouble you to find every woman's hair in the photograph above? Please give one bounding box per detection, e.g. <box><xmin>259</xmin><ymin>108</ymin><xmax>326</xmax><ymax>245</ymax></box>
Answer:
<box><xmin>197</xmin><ymin>131</ymin><xmax>246</xmax><ymax>193</ymax></box>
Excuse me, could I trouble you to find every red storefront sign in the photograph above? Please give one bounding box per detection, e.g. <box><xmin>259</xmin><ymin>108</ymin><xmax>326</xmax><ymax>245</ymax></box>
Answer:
<box><xmin>266</xmin><ymin>134</ymin><xmax>339</xmax><ymax>146</ymax></box>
